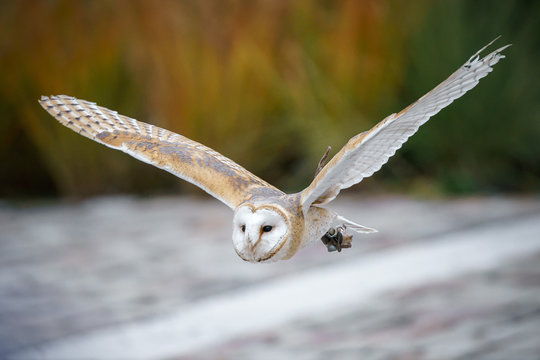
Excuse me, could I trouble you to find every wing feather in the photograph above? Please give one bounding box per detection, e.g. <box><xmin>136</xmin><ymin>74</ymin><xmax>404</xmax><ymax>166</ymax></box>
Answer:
<box><xmin>39</xmin><ymin>95</ymin><xmax>283</xmax><ymax>208</ymax></box>
<box><xmin>300</xmin><ymin>39</ymin><xmax>510</xmax><ymax>213</ymax></box>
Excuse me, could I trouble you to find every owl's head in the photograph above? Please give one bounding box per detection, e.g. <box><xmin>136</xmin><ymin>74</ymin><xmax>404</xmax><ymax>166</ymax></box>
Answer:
<box><xmin>232</xmin><ymin>204</ymin><xmax>290</xmax><ymax>262</ymax></box>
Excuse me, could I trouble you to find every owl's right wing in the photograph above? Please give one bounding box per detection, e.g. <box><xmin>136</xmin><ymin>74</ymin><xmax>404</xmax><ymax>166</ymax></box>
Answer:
<box><xmin>300</xmin><ymin>39</ymin><xmax>510</xmax><ymax>214</ymax></box>
<box><xmin>39</xmin><ymin>95</ymin><xmax>283</xmax><ymax>209</ymax></box>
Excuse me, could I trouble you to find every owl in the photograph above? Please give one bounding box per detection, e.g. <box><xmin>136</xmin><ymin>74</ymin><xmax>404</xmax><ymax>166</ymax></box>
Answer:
<box><xmin>39</xmin><ymin>39</ymin><xmax>509</xmax><ymax>262</ymax></box>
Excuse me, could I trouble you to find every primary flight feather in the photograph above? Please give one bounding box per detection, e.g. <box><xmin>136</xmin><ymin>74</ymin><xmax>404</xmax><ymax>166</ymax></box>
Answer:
<box><xmin>39</xmin><ymin>39</ymin><xmax>509</xmax><ymax>262</ymax></box>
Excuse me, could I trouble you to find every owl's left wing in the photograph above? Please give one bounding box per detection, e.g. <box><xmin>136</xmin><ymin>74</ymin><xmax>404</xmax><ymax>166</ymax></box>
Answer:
<box><xmin>39</xmin><ymin>95</ymin><xmax>283</xmax><ymax>209</ymax></box>
<box><xmin>300</xmin><ymin>39</ymin><xmax>510</xmax><ymax>213</ymax></box>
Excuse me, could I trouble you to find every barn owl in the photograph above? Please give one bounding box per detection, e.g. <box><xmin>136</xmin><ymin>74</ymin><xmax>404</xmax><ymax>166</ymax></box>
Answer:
<box><xmin>39</xmin><ymin>39</ymin><xmax>509</xmax><ymax>262</ymax></box>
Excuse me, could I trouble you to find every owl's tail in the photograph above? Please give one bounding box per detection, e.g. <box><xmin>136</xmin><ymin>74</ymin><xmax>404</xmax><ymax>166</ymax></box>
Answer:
<box><xmin>337</xmin><ymin>216</ymin><xmax>378</xmax><ymax>234</ymax></box>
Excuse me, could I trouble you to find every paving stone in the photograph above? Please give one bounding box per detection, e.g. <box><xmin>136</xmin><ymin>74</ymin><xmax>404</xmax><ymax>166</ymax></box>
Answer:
<box><xmin>1</xmin><ymin>195</ymin><xmax>540</xmax><ymax>358</ymax></box>
<box><xmin>185</xmin><ymin>253</ymin><xmax>540</xmax><ymax>360</ymax></box>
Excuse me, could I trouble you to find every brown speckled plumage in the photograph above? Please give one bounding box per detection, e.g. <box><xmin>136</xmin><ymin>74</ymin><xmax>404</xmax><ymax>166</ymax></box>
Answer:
<box><xmin>39</xmin><ymin>95</ymin><xmax>282</xmax><ymax>209</ymax></box>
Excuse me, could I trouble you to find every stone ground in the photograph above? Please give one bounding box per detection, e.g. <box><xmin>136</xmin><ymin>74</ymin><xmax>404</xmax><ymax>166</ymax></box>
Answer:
<box><xmin>1</xmin><ymin>195</ymin><xmax>540</xmax><ymax>359</ymax></box>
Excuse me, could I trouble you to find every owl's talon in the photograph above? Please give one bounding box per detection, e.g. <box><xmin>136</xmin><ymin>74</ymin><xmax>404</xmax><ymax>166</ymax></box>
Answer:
<box><xmin>327</xmin><ymin>244</ymin><xmax>338</xmax><ymax>252</ymax></box>
<box><xmin>341</xmin><ymin>233</ymin><xmax>352</xmax><ymax>248</ymax></box>
<box><xmin>321</xmin><ymin>225</ymin><xmax>352</xmax><ymax>253</ymax></box>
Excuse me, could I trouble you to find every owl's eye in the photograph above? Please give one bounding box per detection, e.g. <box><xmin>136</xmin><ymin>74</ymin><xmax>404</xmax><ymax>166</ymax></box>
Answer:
<box><xmin>241</xmin><ymin>225</ymin><xmax>246</xmax><ymax>232</ymax></box>
<box><xmin>262</xmin><ymin>225</ymin><xmax>273</xmax><ymax>232</ymax></box>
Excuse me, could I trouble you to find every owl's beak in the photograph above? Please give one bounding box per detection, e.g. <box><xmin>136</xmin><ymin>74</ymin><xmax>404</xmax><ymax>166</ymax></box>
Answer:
<box><xmin>247</xmin><ymin>238</ymin><xmax>254</xmax><ymax>254</ymax></box>
<box><xmin>246</xmin><ymin>234</ymin><xmax>262</xmax><ymax>257</ymax></box>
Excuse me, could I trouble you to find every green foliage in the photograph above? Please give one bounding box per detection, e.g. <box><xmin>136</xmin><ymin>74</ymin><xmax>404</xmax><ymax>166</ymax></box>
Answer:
<box><xmin>378</xmin><ymin>0</ymin><xmax>540</xmax><ymax>194</ymax></box>
<box><xmin>0</xmin><ymin>0</ymin><xmax>538</xmax><ymax>198</ymax></box>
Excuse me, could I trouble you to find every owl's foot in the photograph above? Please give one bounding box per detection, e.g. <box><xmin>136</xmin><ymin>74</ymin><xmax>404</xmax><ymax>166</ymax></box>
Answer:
<box><xmin>321</xmin><ymin>225</ymin><xmax>352</xmax><ymax>252</ymax></box>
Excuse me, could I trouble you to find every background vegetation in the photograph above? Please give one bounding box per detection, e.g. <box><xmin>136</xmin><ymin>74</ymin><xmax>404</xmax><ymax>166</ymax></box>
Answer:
<box><xmin>1</xmin><ymin>0</ymin><xmax>539</xmax><ymax>199</ymax></box>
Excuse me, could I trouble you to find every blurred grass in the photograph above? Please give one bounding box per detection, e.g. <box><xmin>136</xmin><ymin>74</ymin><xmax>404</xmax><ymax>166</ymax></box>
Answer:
<box><xmin>0</xmin><ymin>0</ymin><xmax>538</xmax><ymax>199</ymax></box>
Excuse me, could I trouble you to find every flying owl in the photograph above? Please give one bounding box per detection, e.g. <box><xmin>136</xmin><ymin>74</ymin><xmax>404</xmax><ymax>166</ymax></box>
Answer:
<box><xmin>39</xmin><ymin>39</ymin><xmax>509</xmax><ymax>262</ymax></box>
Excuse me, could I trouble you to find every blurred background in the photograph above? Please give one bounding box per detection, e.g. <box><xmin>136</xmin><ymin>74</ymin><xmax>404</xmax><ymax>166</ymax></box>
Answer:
<box><xmin>1</xmin><ymin>0</ymin><xmax>539</xmax><ymax>199</ymax></box>
<box><xmin>2</xmin><ymin>1</ymin><xmax>540</xmax><ymax>359</ymax></box>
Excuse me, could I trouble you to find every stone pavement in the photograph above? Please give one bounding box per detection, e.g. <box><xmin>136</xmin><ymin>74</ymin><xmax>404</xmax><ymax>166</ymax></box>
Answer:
<box><xmin>183</xmin><ymin>253</ymin><xmax>540</xmax><ymax>360</ymax></box>
<box><xmin>1</xmin><ymin>195</ymin><xmax>540</xmax><ymax>359</ymax></box>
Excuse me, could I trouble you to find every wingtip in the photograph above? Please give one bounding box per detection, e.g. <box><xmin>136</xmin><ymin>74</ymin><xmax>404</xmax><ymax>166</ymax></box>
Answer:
<box><xmin>497</xmin><ymin>43</ymin><xmax>512</xmax><ymax>52</ymax></box>
<box><xmin>468</xmin><ymin>36</ymin><xmax>509</xmax><ymax>62</ymax></box>
<box><xmin>486</xmin><ymin>35</ymin><xmax>502</xmax><ymax>49</ymax></box>
<box><xmin>38</xmin><ymin>95</ymin><xmax>53</xmax><ymax>105</ymax></box>
<box><xmin>39</xmin><ymin>94</ymin><xmax>79</xmax><ymax>103</ymax></box>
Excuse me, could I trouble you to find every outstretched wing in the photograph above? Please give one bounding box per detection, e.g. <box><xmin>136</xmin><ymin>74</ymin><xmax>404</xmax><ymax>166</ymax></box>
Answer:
<box><xmin>39</xmin><ymin>95</ymin><xmax>283</xmax><ymax>208</ymax></box>
<box><xmin>300</xmin><ymin>39</ymin><xmax>510</xmax><ymax>213</ymax></box>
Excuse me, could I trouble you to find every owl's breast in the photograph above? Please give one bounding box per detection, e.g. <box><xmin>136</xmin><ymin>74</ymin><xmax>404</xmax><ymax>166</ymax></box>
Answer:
<box><xmin>270</xmin><ymin>194</ymin><xmax>335</xmax><ymax>260</ymax></box>
<box><xmin>303</xmin><ymin>206</ymin><xmax>338</xmax><ymax>246</ymax></box>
